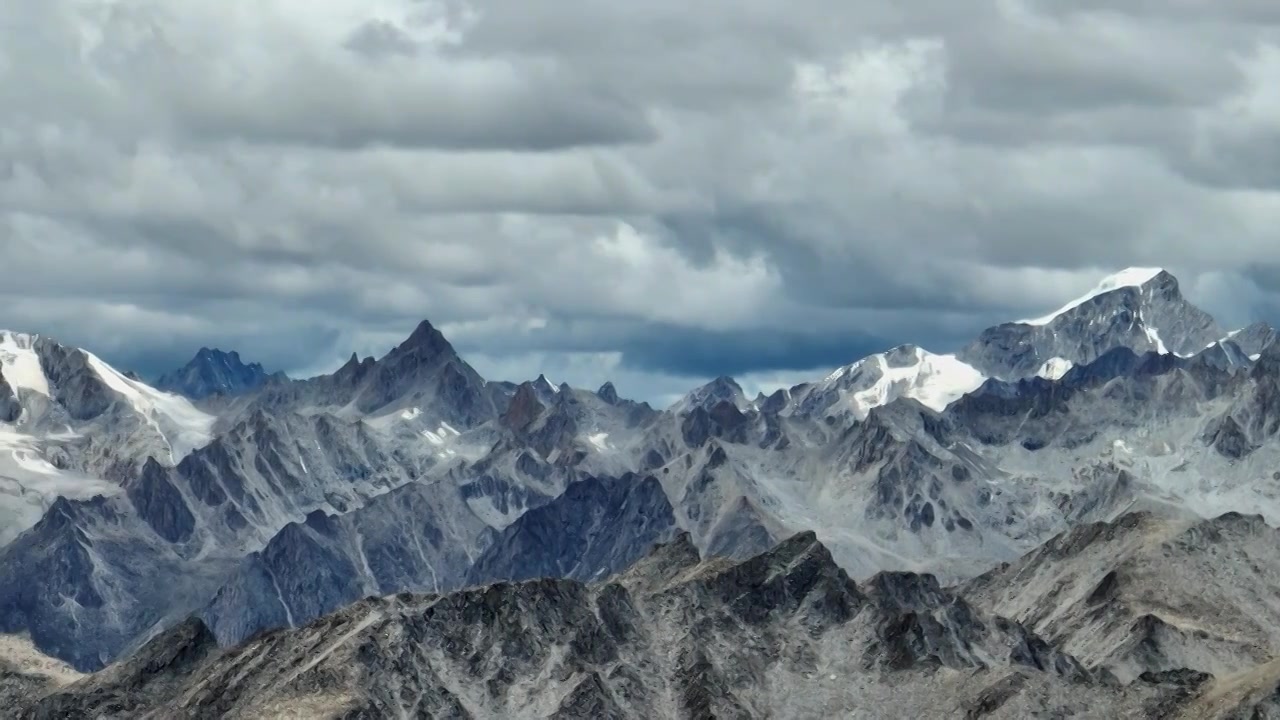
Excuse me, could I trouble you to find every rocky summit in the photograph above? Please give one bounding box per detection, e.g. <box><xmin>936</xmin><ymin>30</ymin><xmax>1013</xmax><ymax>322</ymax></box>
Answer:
<box><xmin>7</xmin><ymin>267</ymin><xmax>1280</xmax><ymax>718</ymax></box>
<box><xmin>155</xmin><ymin>348</ymin><xmax>287</xmax><ymax>401</ymax></box>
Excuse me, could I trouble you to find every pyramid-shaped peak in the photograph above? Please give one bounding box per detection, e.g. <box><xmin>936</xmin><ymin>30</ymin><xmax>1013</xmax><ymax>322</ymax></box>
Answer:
<box><xmin>596</xmin><ymin>381</ymin><xmax>619</xmax><ymax>404</ymax></box>
<box><xmin>1020</xmin><ymin>267</ymin><xmax>1175</xmax><ymax>326</ymax></box>
<box><xmin>672</xmin><ymin>375</ymin><xmax>750</xmax><ymax>414</ymax></box>
<box><xmin>395</xmin><ymin>319</ymin><xmax>455</xmax><ymax>359</ymax></box>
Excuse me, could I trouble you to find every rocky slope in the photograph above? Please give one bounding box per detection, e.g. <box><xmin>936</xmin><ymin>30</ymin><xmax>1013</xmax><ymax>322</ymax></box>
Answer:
<box><xmin>0</xmin><ymin>331</ymin><xmax>217</xmax><ymax>545</ymax></box>
<box><xmin>13</xmin><ymin>532</ymin><xmax>1121</xmax><ymax>719</ymax></box>
<box><xmin>0</xmin><ymin>634</ymin><xmax>83</xmax><ymax>711</ymax></box>
<box><xmin>27</xmin><ymin>516</ymin><xmax>1280</xmax><ymax>718</ymax></box>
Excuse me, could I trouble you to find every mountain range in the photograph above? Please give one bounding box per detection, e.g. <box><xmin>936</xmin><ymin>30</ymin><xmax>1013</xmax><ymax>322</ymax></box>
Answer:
<box><xmin>6</xmin><ymin>266</ymin><xmax>1280</xmax><ymax>718</ymax></box>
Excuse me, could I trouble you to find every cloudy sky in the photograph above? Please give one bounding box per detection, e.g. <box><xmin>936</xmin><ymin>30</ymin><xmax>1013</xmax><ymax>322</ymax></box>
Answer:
<box><xmin>4</xmin><ymin>0</ymin><xmax>1280</xmax><ymax>405</ymax></box>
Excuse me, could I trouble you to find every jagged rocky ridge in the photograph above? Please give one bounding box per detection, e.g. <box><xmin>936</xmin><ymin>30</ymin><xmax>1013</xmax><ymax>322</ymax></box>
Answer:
<box><xmin>9</xmin><ymin>532</ymin><xmax>1105</xmax><ymax>718</ymax></box>
<box><xmin>4</xmin><ymin>265</ymin><xmax>1280</xmax><ymax>695</ymax></box>
<box><xmin>155</xmin><ymin>348</ymin><xmax>287</xmax><ymax>400</ymax></box>
<box><xmin>26</xmin><ymin>522</ymin><xmax>1280</xmax><ymax>718</ymax></box>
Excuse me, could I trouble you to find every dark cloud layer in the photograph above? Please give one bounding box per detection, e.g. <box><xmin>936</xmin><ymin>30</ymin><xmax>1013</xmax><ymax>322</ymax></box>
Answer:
<box><xmin>3</xmin><ymin>0</ymin><xmax>1280</xmax><ymax>404</ymax></box>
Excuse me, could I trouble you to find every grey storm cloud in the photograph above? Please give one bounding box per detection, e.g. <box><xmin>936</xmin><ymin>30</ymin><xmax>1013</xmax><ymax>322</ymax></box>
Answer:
<box><xmin>3</xmin><ymin>0</ymin><xmax>1280</xmax><ymax>403</ymax></box>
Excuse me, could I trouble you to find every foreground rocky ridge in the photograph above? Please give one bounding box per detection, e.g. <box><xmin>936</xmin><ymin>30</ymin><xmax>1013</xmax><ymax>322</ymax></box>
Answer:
<box><xmin>7</xmin><ymin>532</ymin><xmax>1099</xmax><ymax>718</ymax></box>
<box><xmin>22</xmin><ymin>520</ymin><xmax>1280</xmax><ymax>719</ymax></box>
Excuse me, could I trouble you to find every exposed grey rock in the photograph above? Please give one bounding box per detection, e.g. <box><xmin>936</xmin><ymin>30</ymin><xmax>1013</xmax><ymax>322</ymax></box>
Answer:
<box><xmin>1230</xmin><ymin>321</ymin><xmax>1277</xmax><ymax>357</ymax></box>
<box><xmin>127</xmin><ymin>458</ymin><xmax>198</xmax><ymax>544</ymax></box>
<box><xmin>702</xmin><ymin>495</ymin><xmax>779</xmax><ymax>560</ymax></box>
<box><xmin>244</xmin><ymin>319</ymin><xmax>508</xmax><ymax>429</ymax></box>
<box><xmin>597</xmin><ymin>381</ymin><xmax>620</xmax><ymax>405</ymax></box>
<box><xmin>201</xmin><ymin>479</ymin><xmax>495</xmax><ymax>647</ymax></box>
<box><xmin>0</xmin><ymin>369</ymin><xmax>20</xmax><ymax>423</ymax></box>
<box><xmin>20</xmin><ymin>532</ymin><xmax>1161</xmax><ymax>719</ymax></box>
<box><xmin>500</xmin><ymin>381</ymin><xmax>545</xmax><ymax>432</ymax></box>
<box><xmin>959</xmin><ymin>270</ymin><xmax>1223</xmax><ymax>380</ymax></box>
<box><xmin>671</xmin><ymin>375</ymin><xmax>752</xmax><ymax>415</ymax></box>
<box><xmin>467</xmin><ymin>473</ymin><xmax>678</xmax><ymax>586</ymax></box>
<box><xmin>0</xmin><ymin>408</ymin><xmax>451</xmax><ymax>670</ymax></box>
<box><xmin>963</xmin><ymin>511</ymin><xmax>1280</xmax><ymax>685</ymax></box>
<box><xmin>32</xmin><ymin>339</ymin><xmax>117</xmax><ymax>422</ymax></box>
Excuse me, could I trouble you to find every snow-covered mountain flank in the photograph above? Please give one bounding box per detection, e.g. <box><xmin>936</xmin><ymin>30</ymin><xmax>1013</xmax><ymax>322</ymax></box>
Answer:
<box><xmin>7</xmin><ymin>266</ymin><xmax>1280</xmax><ymax>718</ymax></box>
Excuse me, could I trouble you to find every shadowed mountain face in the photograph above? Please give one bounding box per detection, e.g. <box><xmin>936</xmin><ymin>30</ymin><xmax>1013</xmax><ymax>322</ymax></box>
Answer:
<box><xmin>8</xmin><ymin>267</ymin><xmax>1280</xmax><ymax>719</ymax></box>
<box><xmin>155</xmin><ymin>349</ymin><xmax>286</xmax><ymax>400</ymax></box>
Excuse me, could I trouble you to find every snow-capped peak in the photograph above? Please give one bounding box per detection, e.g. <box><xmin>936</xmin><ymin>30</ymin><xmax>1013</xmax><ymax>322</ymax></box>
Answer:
<box><xmin>1020</xmin><ymin>267</ymin><xmax>1166</xmax><ymax>326</ymax></box>
<box><xmin>802</xmin><ymin>345</ymin><xmax>987</xmax><ymax>419</ymax></box>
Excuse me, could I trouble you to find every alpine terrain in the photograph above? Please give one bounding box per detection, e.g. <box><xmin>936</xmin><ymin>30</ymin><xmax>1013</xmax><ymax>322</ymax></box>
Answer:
<box><xmin>6</xmin><ymin>267</ymin><xmax>1280</xmax><ymax>718</ymax></box>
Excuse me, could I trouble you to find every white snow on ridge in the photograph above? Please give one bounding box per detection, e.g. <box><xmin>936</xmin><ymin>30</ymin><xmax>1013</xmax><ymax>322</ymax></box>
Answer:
<box><xmin>1144</xmin><ymin>325</ymin><xmax>1170</xmax><ymax>355</ymax></box>
<box><xmin>83</xmin><ymin>350</ymin><xmax>215</xmax><ymax>462</ymax></box>
<box><xmin>1036</xmin><ymin>357</ymin><xmax>1074</xmax><ymax>381</ymax></box>
<box><xmin>0</xmin><ymin>332</ymin><xmax>50</xmax><ymax>397</ymax></box>
<box><xmin>826</xmin><ymin>347</ymin><xmax>987</xmax><ymax>418</ymax></box>
<box><xmin>1020</xmin><ymin>267</ymin><xmax>1165</xmax><ymax>326</ymax></box>
<box><xmin>0</xmin><ymin>426</ymin><xmax>119</xmax><ymax>546</ymax></box>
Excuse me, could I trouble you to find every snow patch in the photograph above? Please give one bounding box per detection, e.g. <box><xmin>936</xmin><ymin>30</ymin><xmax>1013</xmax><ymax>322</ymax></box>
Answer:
<box><xmin>1036</xmin><ymin>357</ymin><xmax>1074</xmax><ymax>381</ymax></box>
<box><xmin>82</xmin><ymin>350</ymin><xmax>215</xmax><ymax>462</ymax></box>
<box><xmin>11</xmin><ymin>448</ymin><xmax>59</xmax><ymax>475</ymax></box>
<box><xmin>400</xmin><ymin>407</ymin><xmax>421</xmax><ymax>421</ymax></box>
<box><xmin>587</xmin><ymin>432</ymin><xmax>610</xmax><ymax>451</ymax></box>
<box><xmin>0</xmin><ymin>426</ymin><xmax>119</xmax><ymax>546</ymax></box>
<box><xmin>826</xmin><ymin>347</ymin><xmax>987</xmax><ymax>418</ymax></box>
<box><xmin>0</xmin><ymin>332</ymin><xmax>50</xmax><ymax>397</ymax></box>
<box><xmin>1020</xmin><ymin>267</ymin><xmax>1164</xmax><ymax>326</ymax></box>
<box><xmin>1144</xmin><ymin>325</ymin><xmax>1170</xmax><ymax>355</ymax></box>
